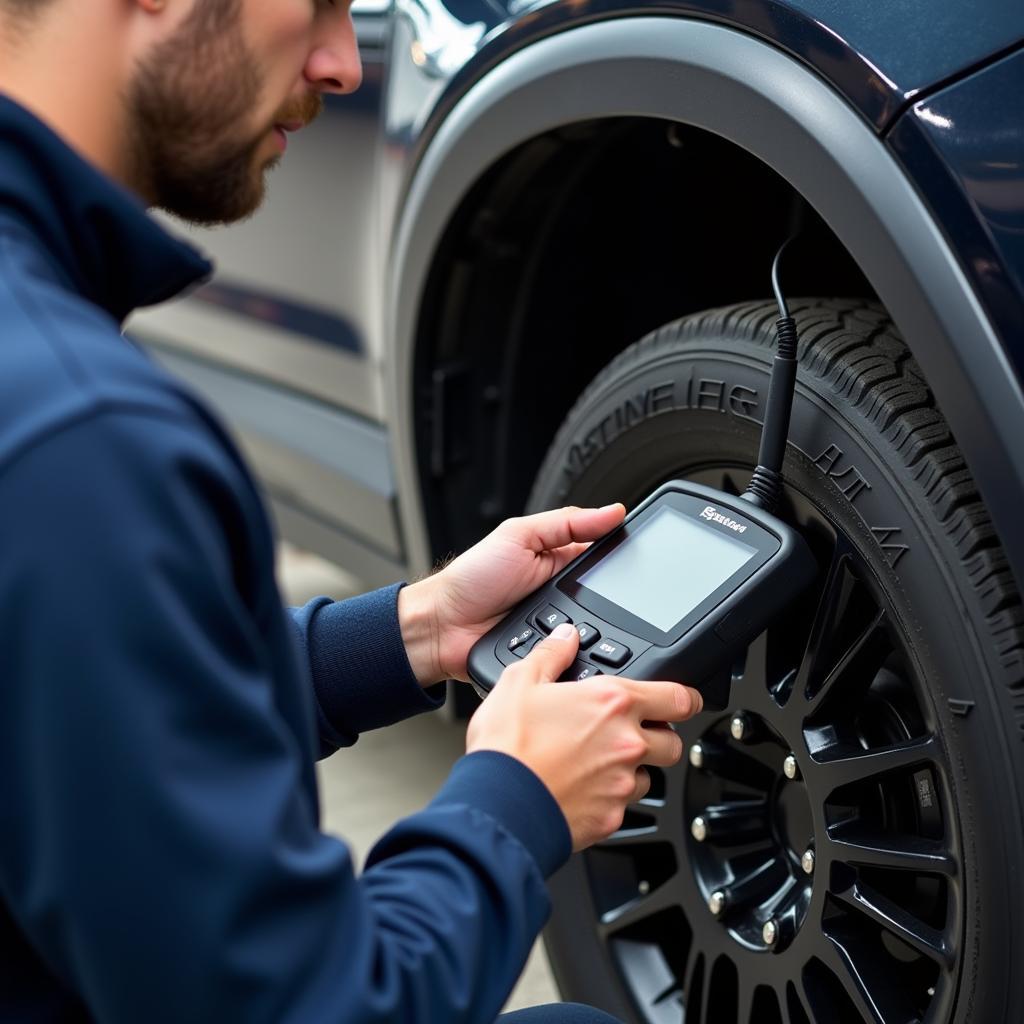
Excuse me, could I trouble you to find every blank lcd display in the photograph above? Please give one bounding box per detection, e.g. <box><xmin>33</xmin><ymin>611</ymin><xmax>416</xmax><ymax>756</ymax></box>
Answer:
<box><xmin>577</xmin><ymin>506</ymin><xmax>759</xmax><ymax>632</ymax></box>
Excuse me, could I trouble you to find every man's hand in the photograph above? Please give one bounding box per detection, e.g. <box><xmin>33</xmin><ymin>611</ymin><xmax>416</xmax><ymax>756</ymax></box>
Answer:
<box><xmin>466</xmin><ymin>624</ymin><xmax>703</xmax><ymax>850</ymax></box>
<box><xmin>398</xmin><ymin>504</ymin><xmax>626</xmax><ymax>686</ymax></box>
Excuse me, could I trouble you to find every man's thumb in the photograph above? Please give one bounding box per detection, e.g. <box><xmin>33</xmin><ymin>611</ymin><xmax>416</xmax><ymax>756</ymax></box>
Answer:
<box><xmin>521</xmin><ymin>622</ymin><xmax>579</xmax><ymax>682</ymax></box>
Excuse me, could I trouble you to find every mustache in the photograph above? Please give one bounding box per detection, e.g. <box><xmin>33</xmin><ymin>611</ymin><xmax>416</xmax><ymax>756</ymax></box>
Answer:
<box><xmin>274</xmin><ymin>92</ymin><xmax>324</xmax><ymax>129</ymax></box>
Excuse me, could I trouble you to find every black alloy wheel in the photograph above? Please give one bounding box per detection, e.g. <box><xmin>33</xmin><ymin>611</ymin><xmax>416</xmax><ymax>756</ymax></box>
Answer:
<box><xmin>581</xmin><ymin>472</ymin><xmax>958</xmax><ymax>1023</ymax></box>
<box><xmin>529</xmin><ymin>301</ymin><xmax>1024</xmax><ymax>1024</ymax></box>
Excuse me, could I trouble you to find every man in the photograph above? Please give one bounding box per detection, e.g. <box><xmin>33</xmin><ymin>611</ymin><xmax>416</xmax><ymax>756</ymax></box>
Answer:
<box><xmin>0</xmin><ymin>1</ymin><xmax>702</xmax><ymax>1021</ymax></box>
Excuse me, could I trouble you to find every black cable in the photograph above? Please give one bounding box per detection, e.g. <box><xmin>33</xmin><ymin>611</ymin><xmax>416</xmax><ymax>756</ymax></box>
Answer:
<box><xmin>741</xmin><ymin>237</ymin><xmax>800</xmax><ymax>513</ymax></box>
<box><xmin>771</xmin><ymin>238</ymin><xmax>792</xmax><ymax>320</ymax></box>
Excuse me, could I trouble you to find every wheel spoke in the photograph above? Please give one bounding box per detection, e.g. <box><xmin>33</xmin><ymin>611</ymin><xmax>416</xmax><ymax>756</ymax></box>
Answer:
<box><xmin>599</xmin><ymin>820</ymin><xmax>668</xmax><ymax>848</ymax></box>
<box><xmin>682</xmin><ymin>947</ymin><xmax>705</xmax><ymax>1021</ymax></box>
<box><xmin>597</xmin><ymin>873</ymin><xmax>683</xmax><ymax>936</ymax></box>
<box><xmin>793</xmin><ymin>545</ymin><xmax>854</xmax><ymax>694</ymax></box>
<box><xmin>826</xmin><ymin>824</ymin><xmax>955</xmax><ymax>876</ymax></box>
<box><xmin>720</xmin><ymin>855</ymin><xmax>788</xmax><ymax>911</ymax></box>
<box><xmin>694</xmin><ymin>798</ymin><xmax>769</xmax><ymax>846</ymax></box>
<box><xmin>689</xmin><ymin>741</ymin><xmax>776</xmax><ymax>791</ymax></box>
<box><xmin>771</xmin><ymin>667</ymin><xmax>799</xmax><ymax>709</ymax></box>
<box><xmin>786</xmin><ymin>977</ymin><xmax>816</xmax><ymax>1024</ymax></box>
<box><xmin>805</xmin><ymin>611</ymin><xmax>889</xmax><ymax>715</ymax></box>
<box><xmin>810</xmin><ymin>734</ymin><xmax>940</xmax><ymax>790</ymax></box>
<box><xmin>737</xmin><ymin>629</ymin><xmax>769</xmax><ymax>690</ymax></box>
<box><xmin>792</xmin><ymin>540</ymin><xmax>894</xmax><ymax>718</ymax></box>
<box><xmin>635</xmin><ymin>795</ymin><xmax>668</xmax><ymax>818</ymax></box>
<box><xmin>832</xmin><ymin>876</ymin><xmax>953</xmax><ymax>968</ymax></box>
<box><xmin>698</xmin><ymin>979</ymin><xmax>715</xmax><ymax>1024</ymax></box>
<box><xmin>651</xmin><ymin>980</ymin><xmax>682</xmax><ymax>1007</ymax></box>
<box><xmin>659</xmin><ymin>759</ymin><xmax>685</xmax><ymax>809</ymax></box>
<box><xmin>735</xmin><ymin>979</ymin><xmax>756</xmax><ymax>1024</ymax></box>
<box><xmin>598</xmin><ymin>788</ymin><xmax>684</xmax><ymax>849</ymax></box>
<box><xmin>822</xmin><ymin>935</ymin><xmax>893</xmax><ymax>1024</ymax></box>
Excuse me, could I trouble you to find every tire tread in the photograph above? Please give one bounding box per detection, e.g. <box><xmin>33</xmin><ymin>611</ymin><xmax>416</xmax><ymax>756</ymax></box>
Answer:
<box><xmin>542</xmin><ymin>298</ymin><xmax>1024</xmax><ymax>728</ymax></box>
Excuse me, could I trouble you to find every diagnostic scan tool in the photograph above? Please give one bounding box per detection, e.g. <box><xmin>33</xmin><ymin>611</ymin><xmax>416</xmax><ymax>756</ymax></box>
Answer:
<box><xmin>469</xmin><ymin>240</ymin><xmax>817</xmax><ymax>709</ymax></box>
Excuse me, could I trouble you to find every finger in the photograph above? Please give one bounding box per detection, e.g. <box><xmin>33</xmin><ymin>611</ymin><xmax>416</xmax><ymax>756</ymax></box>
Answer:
<box><xmin>516</xmin><ymin>622</ymin><xmax>580</xmax><ymax>683</ymax></box>
<box><xmin>617</xmin><ymin>678</ymin><xmax>704</xmax><ymax>722</ymax></box>
<box><xmin>546</xmin><ymin>541</ymin><xmax>592</xmax><ymax>576</ymax></box>
<box><xmin>641</xmin><ymin>723</ymin><xmax>684</xmax><ymax>768</ymax></box>
<box><xmin>506</xmin><ymin>504</ymin><xmax>626</xmax><ymax>553</ymax></box>
<box><xmin>630</xmin><ymin>766</ymin><xmax>652</xmax><ymax>804</ymax></box>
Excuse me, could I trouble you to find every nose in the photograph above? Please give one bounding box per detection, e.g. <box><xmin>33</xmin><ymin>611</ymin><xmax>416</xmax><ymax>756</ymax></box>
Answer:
<box><xmin>304</xmin><ymin>10</ymin><xmax>363</xmax><ymax>95</ymax></box>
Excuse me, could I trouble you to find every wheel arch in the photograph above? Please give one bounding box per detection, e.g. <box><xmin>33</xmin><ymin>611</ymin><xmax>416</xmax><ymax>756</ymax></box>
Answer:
<box><xmin>386</xmin><ymin>16</ymin><xmax>1024</xmax><ymax>587</ymax></box>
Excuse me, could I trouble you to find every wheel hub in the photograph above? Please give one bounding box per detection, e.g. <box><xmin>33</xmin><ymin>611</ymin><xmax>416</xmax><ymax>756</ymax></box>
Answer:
<box><xmin>684</xmin><ymin>709</ymin><xmax>813</xmax><ymax>951</ymax></box>
<box><xmin>774</xmin><ymin>773</ymin><xmax>813</xmax><ymax>865</ymax></box>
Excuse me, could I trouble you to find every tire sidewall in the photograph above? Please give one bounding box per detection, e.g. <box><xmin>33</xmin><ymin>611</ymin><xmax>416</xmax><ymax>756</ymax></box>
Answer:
<box><xmin>531</xmin><ymin>329</ymin><xmax>1023</xmax><ymax>1023</ymax></box>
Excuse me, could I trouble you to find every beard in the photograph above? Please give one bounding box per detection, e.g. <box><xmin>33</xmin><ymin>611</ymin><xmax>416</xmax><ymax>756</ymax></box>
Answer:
<box><xmin>125</xmin><ymin>0</ymin><xmax>320</xmax><ymax>226</ymax></box>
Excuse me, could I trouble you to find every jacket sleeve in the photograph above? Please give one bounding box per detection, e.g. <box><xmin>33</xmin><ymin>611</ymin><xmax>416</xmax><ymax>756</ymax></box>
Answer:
<box><xmin>0</xmin><ymin>409</ymin><xmax>571</xmax><ymax>1024</ymax></box>
<box><xmin>288</xmin><ymin>587</ymin><xmax>446</xmax><ymax>757</ymax></box>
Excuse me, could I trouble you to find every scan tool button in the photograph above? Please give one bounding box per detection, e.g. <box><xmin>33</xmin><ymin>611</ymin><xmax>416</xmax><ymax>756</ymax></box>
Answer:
<box><xmin>535</xmin><ymin>605</ymin><xmax>572</xmax><ymax>634</ymax></box>
<box><xmin>575</xmin><ymin>623</ymin><xmax>601</xmax><ymax>650</ymax></box>
<box><xmin>507</xmin><ymin>627</ymin><xmax>537</xmax><ymax>656</ymax></box>
<box><xmin>591</xmin><ymin>639</ymin><xmax>631</xmax><ymax>667</ymax></box>
<box><xmin>560</xmin><ymin>661</ymin><xmax>604</xmax><ymax>682</ymax></box>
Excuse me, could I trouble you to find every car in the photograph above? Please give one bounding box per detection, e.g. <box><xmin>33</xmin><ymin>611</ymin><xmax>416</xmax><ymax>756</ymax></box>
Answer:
<box><xmin>128</xmin><ymin>3</ymin><xmax>1024</xmax><ymax>1021</ymax></box>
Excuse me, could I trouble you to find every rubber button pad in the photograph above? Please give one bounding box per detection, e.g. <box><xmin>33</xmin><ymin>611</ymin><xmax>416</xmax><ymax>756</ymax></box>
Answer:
<box><xmin>494</xmin><ymin>600</ymin><xmax>649</xmax><ymax>675</ymax></box>
<box><xmin>559</xmin><ymin>661</ymin><xmax>604</xmax><ymax>682</ymax></box>
<box><xmin>535</xmin><ymin>605</ymin><xmax>572</xmax><ymax>633</ymax></box>
<box><xmin>506</xmin><ymin>627</ymin><xmax>538</xmax><ymax>657</ymax></box>
<box><xmin>591</xmin><ymin>638</ymin><xmax>631</xmax><ymax>667</ymax></box>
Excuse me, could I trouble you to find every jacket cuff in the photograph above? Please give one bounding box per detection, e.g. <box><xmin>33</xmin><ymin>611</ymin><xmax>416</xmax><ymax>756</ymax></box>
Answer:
<box><xmin>306</xmin><ymin>583</ymin><xmax>445</xmax><ymax>744</ymax></box>
<box><xmin>430</xmin><ymin>751</ymin><xmax>572</xmax><ymax>878</ymax></box>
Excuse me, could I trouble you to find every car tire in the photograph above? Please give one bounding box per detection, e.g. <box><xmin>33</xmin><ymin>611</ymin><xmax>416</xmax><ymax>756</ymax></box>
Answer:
<box><xmin>528</xmin><ymin>299</ymin><xmax>1024</xmax><ymax>1024</ymax></box>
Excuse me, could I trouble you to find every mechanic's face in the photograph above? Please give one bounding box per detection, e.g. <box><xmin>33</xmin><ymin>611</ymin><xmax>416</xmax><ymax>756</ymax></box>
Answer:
<box><xmin>127</xmin><ymin>0</ymin><xmax>360</xmax><ymax>225</ymax></box>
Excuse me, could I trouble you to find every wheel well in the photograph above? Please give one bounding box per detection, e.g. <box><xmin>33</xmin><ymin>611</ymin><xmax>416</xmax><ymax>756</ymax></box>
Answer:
<box><xmin>413</xmin><ymin>117</ymin><xmax>876</xmax><ymax>561</ymax></box>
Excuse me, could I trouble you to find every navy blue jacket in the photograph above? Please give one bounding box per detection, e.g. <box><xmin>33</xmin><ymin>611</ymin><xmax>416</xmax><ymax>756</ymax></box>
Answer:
<box><xmin>0</xmin><ymin>95</ymin><xmax>570</xmax><ymax>1023</ymax></box>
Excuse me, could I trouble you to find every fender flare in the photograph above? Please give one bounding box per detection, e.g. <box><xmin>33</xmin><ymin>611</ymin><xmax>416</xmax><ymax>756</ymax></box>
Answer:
<box><xmin>387</xmin><ymin>16</ymin><xmax>1024</xmax><ymax>586</ymax></box>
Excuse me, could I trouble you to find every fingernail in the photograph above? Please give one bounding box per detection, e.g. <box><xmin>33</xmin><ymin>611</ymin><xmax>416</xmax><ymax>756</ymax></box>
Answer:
<box><xmin>600</xmin><ymin>502</ymin><xmax>623</xmax><ymax>512</ymax></box>
<box><xmin>551</xmin><ymin>623</ymin><xmax>575</xmax><ymax>640</ymax></box>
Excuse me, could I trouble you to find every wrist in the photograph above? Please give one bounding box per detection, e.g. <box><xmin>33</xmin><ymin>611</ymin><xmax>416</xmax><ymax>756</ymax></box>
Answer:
<box><xmin>397</xmin><ymin>578</ymin><xmax>445</xmax><ymax>688</ymax></box>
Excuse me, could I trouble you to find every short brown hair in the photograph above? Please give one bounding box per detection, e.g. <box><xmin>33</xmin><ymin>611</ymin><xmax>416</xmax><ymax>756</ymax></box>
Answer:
<box><xmin>1</xmin><ymin>0</ymin><xmax>58</xmax><ymax>37</ymax></box>
<box><xmin>2</xmin><ymin>0</ymin><xmax>58</xmax><ymax>17</ymax></box>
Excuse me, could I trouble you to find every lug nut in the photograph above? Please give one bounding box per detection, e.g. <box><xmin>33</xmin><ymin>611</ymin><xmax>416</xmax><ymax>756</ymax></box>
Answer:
<box><xmin>783</xmin><ymin>753</ymin><xmax>800</xmax><ymax>780</ymax></box>
<box><xmin>801</xmin><ymin>848</ymin><xmax>815</xmax><ymax>875</ymax></box>
<box><xmin>688</xmin><ymin>801</ymin><xmax>768</xmax><ymax>845</ymax></box>
<box><xmin>730</xmin><ymin>712</ymin><xmax>751</xmax><ymax>741</ymax></box>
<box><xmin>708</xmin><ymin>890</ymin><xmax>726</xmax><ymax>917</ymax></box>
<box><xmin>762</xmin><ymin>919</ymin><xmax>779</xmax><ymax>947</ymax></box>
<box><xmin>688</xmin><ymin>742</ymin><xmax>705</xmax><ymax>769</ymax></box>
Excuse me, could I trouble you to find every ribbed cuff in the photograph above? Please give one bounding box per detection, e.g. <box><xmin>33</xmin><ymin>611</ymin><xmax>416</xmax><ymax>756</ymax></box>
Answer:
<box><xmin>430</xmin><ymin>751</ymin><xmax>572</xmax><ymax>878</ymax></box>
<box><xmin>307</xmin><ymin>583</ymin><xmax>445</xmax><ymax>744</ymax></box>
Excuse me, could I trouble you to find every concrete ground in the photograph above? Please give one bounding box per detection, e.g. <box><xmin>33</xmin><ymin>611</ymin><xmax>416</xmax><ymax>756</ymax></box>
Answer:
<box><xmin>276</xmin><ymin>543</ymin><xmax>561</xmax><ymax>1013</ymax></box>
